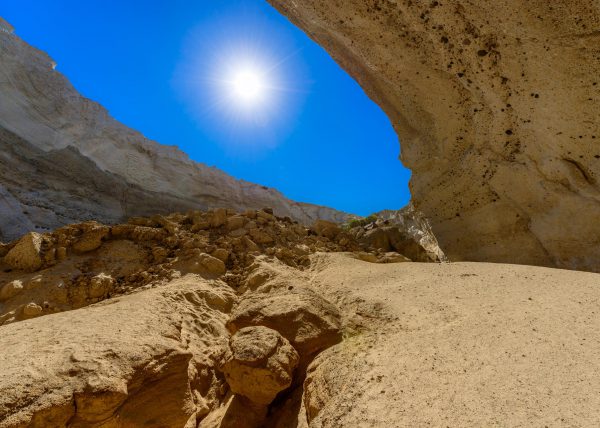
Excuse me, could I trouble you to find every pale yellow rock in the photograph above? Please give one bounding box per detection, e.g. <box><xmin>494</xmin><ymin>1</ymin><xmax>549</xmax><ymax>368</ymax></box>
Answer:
<box><xmin>228</xmin><ymin>287</ymin><xmax>342</xmax><ymax>359</ymax></box>
<box><xmin>199</xmin><ymin>253</ymin><xmax>227</xmax><ymax>276</ymax></box>
<box><xmin>4</xmin><ymin>232</ymin><xmax>43</xmax><ymax>272</ymax></box>
<box><xmin>211</xmin><ymin>248</ymin><xmax>230</xmax><ymax>263</ymax></box>
<box><xmin>268</xmin><ymin>0</ymin><xmax>600</xmax><ymax>272</ymax></box>
<box><xmin>22</xmin><ymin>302</ymin><xmax>42</xmax><ymax>317</ymax></box>
<box><xmin>0</xmin><ymin>276</ymin><xmax>236</xmax><ymax>427</ymax></box>
<box><xmin>219</xmin><ymin>326</ymin><xmax>299</xmax><ymax>405</ymax></box>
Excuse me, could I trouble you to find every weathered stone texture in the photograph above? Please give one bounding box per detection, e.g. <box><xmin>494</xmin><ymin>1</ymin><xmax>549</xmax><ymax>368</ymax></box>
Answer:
<box><xmin>269</xmin><ymin>0</ymin><xmax>600</xmax><ymax>271</ymax></box>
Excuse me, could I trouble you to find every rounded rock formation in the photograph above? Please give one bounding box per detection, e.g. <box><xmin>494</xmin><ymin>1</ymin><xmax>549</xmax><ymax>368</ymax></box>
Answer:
<box><xmin>227</xmin><ymin>287</ymin><xmax>342</xmax><ymax>360</ymax></box>
<box><xmin>219</xmin><ymin>326</ymin><xmax>299</xmax><ymax>405</ymax></box>
<box><xmin>3</xmin><ymin>232</ymin><xmax>43</xmax><ymax>272</ymax></box>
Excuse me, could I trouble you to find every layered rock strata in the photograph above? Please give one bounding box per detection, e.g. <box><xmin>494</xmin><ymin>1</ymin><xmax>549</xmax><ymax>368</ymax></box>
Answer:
<box><xmin>268</xmin><ymin>0</ymin><xmax>600</xmax><ymax>271</ymax></box>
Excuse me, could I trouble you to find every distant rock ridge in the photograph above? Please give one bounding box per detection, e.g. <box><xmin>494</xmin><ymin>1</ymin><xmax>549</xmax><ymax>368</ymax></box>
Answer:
<box><xmin>0</xmin><ymin>18</ymin><xmax>351</xmax><ymax>242</ymax></box>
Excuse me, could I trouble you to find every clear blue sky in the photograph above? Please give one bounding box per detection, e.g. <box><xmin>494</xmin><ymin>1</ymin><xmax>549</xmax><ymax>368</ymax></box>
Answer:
<box><xmin>1</xmin><ymin>0</ymin><xmax>411</xmax><ymax>216</ymax></box>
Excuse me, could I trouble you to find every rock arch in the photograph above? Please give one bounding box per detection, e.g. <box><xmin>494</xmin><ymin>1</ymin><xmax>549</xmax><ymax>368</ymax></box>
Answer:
<box><xmin>268</xmin><ymin>0</ymin><xmax>600</xmax><ymax>271</ymax></box>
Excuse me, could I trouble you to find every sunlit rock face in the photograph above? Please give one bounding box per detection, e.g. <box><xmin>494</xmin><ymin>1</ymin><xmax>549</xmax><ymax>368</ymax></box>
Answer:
<box><xmin>269</xmin><ymin>0</ymin><xmax>600</xmax><ymax>271</ymax></box>
<box><xmin>0</xmin><ymin>22</ymin><xmax>350</xmax><ymax>242</ymax></box>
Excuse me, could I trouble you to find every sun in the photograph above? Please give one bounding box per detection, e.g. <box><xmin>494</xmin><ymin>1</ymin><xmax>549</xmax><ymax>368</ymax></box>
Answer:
<box><xmin>232</xmin><ymin>70</ymin><xmax>264</xmax><ymax>102</ymax></box>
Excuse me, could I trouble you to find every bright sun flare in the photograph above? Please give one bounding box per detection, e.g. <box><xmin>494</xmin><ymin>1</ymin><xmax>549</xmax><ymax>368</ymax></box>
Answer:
<box><xmin>232</xmin><ymin>70</ymin><xmax>264</xmax><ymax>102</ymax></box>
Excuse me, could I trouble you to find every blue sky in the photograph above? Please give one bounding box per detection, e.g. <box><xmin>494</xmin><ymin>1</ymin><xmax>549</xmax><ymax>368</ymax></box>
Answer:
<box><xmin>2</xmin><ymin>0</ymin><xmax>411</xmax><ymax>216</ymax></box>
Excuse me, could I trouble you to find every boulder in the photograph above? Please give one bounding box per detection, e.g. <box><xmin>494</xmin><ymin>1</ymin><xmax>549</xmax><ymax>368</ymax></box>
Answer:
<box><xmin>360</xmin><ymin>226</ymin><xmax>439</xmax><ymax>263</ymax></box>
<box><xmin>72</xmin><ymin>226</ymin><xmax>109</xmax><ymax>253</ymax></box>
<box><xmin>4</xmin><ymin>232</ymin><xmax>44</xmax><ymax>272</ymax></box>
<box><xmin>210</xmin><ymin>208</ymin><xmax>228</xmax><ymax>228</ymax></box>
<box><xmin>311</xmin><ymin>220</ymin><xmax>341</xmax><ymax>240</ymax></box>
<box><xmin>198</xmin><ymin>253</ymin><xmax>227</xmax><ymax>276</ymax></box>
<box><xmin>226</xmin><ymin>216</ymin><xmax>247</xmax><ymax>231</ymax></box>
<box><xmin>172</xmin><ymin>250</ymin><xmax>227</xmax><ymax>276</ymax></box>
<box><xmin>227</xmin><ymin>287</ymin><xmax>342</xmax><ymax>359</ymax></box>
<box><xmin>0</xmin><ymin>280</ymin><xmax>23</xmax><ymax>301</ymax></box>
<box><xmin>22</xmin><ymin>302</ymin><xmax>42</xmax><ymax>318</ymax></box>
<box><xmin>249</xmin><ymin>229</ymin><xmax>274</xmax><ymax>245</ymax></box>
<box><xmin>211</xmin><ymin>248</ymin><xmax>230</xmax><ymax>263</ymax></box>
<box><xmin>219</xmin><ymin>326</ymin><xmax>299</xmax><ymax>405</ymax></box>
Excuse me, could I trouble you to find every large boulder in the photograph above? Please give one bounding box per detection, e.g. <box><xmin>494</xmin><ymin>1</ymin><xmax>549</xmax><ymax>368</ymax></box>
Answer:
<box><xmin>3</xmin><ymin>232</ymin><xmax>44</xmax><ymax>272</ymax></box>
<box><xmin>227</xmin><ymin>287</ymin><xmax>342</xmax><ymax>361</ymax></box>
<box><xmin>219</xmin><ymin>326</ymin><xmax>299</xmax><ymax>405</ymax></box>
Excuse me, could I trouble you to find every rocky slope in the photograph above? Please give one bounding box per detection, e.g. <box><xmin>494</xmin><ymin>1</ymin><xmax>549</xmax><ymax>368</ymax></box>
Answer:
<box><xmin>0</xmin><ymin>18</ymin><xmax>350</xmax><ymax>242</ymax></box>
<box><xmin>268</xmin><ymin>0</ymin><xmax>600</xmax><ymax>272</ymax></box>
<box><xmin>0</xmin><ymin>208</ymin><xmax>416</xmax><ymax>427</ymax></box>
<box><xmin>1</xmin><ymin>210</ymin><xmax>600</xmax><ymax>427</ymax></box>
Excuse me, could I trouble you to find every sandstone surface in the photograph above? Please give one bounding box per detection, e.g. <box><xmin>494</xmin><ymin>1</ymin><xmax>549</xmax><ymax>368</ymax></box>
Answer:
<box><xmin>0</xmin><ymin>20</ymin><xmax>350</xmax><ymax>242</ymax></box>
<box><xmin>268</xmin><ymin>0</ymin><xmax>600</xmax><ymax>271</ymax></box>
<box><xmin>219</xmin><ymin>326</ymin><xmax>299</xmax><ymax>405</ymax></box>
<box><xmin>1</xmin><ymin>211</ymin><xmax>600</xmax><ymax>426</ymax></box>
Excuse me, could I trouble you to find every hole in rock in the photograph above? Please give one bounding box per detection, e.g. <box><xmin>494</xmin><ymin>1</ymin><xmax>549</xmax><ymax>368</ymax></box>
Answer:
<box><xmin>3</xmin><ymin>0</ymin><xmax>411</xmax><ymax>217</ymax></box>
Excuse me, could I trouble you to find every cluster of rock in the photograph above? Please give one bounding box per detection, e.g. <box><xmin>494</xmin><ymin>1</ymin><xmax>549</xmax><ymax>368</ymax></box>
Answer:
<box><xmin>1</xmin><ymin>207</ymin><xmax>434</xmax><ymax>427</ymax></box>
<box><xmin>0</xmin><ymin>208</ymin><xmax>364</xmax><ymax>326</ymax></box>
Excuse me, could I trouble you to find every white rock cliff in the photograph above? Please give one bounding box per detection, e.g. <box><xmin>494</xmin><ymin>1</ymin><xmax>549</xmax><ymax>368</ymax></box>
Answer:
<box><xmin>0</xmin><ymin>20</ymin><xmax>350</xmax><ymax>242</ymax></box>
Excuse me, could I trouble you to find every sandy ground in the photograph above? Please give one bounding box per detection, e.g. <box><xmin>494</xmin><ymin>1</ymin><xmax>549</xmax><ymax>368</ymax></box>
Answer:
<box><xmin>300</xmin><ymin>253</ymin><xmax>600</xmax><ymax>427</ymax></box>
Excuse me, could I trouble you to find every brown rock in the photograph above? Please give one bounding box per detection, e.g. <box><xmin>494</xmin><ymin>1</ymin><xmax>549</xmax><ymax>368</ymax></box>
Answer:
<box><xmin>311</xmin><ymin>220</ymin><xmax>341</xmax><ymax>240</ymax></box>
<box><xmin>226</xmin><ymin>216</ymin><xmax>247</xmax><ymax>231</ymax></box>
<box><xmin>210</xmin><ymin>208</ymin><xmax>228</xmax><ymax>228</ymax></box>
<box><xmin>219</xmin><ymin>326</ymin><xmax>299</xmax><ymax>405</ymax></box>
<box><xmin>0</xmin><ymin>280</ymin><xmax>23</xmax><ymax>301</ymax></box>
<box><xmin>72</xmin><ymin>226</ymin><xmax>109</xmax><ymax>253</ymax></box>
<box><xmin>198</xmin><ymin>253</ymin><xmax>227</xmax><ymax>275</ymax></box>
<box><xmin>22</xmin><ymin>302</ymin><xmax>42</xmax><ymax>317</ymax></box>
<box><xmin>249</xmin><ymin>229</ymin><xmax>274</xmax><ymax>245</ymax></box>
<box><xmin>211</xmin><ymin>248</ymin><xmax>230</xmax><ymax>263</ymax></box>
<box><xmin>88</xmin><ymin>274</ymin><xmax>114</xmax><ymax>299</ymax></box>
<box><xmin>4</xmin><ymin>232</ymin><xmax>44</xmax><ymax>272</ymax></box>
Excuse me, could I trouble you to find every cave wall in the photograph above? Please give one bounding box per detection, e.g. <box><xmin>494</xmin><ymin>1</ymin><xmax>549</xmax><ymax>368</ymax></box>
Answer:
<box><xmin>269</xmin><ymin>0</ymin><xmax>600</xmax><ymax>271</ymax></box>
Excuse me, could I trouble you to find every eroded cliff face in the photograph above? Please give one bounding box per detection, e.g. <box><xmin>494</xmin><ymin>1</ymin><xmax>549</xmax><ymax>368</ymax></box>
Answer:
<box><xmin>0</xmin><ymin>20</ymin><xmax>350</xmax><ymax>242</ymax></box>
<box><xmin>268</xmin><ymin>0</ymin><xmax>600</xmax><ymax>271</ymax></box>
